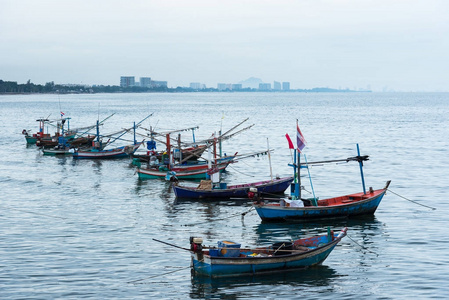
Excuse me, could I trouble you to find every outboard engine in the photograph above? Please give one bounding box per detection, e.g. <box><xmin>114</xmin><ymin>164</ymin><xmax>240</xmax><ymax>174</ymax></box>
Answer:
<box><xmin>190</xmin><ymin>237</ymin><xmax>204</xmax><ymax>261</ymax></box>
<box><xmin>248</xmin><ymin>187</ymin><xmax>261</xmax><ymax>204</ymax></box>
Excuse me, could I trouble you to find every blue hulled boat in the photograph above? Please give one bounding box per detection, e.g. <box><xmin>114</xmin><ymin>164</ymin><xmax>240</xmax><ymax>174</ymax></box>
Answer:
<box><xmin>189</xmin><ymin>228</ymin><xmax>347</xmax><ymax>277</ymax></box>
<box><xmin>173</xmin><ymin>176</ymin><xmax>294</xmax><ymax>199</ymax></box>
<box><xmin>252</xmin><ymin>121</ymin><xmax>390</xmax><ymax>222</ymax></box>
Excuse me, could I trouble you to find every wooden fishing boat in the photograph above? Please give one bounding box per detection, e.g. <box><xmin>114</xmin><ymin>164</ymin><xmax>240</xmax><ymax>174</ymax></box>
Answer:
<box><xmin>187</xmin><ymin>227</ymin><xmax>347</xmax><ymax>277</ymax></box>
<box><xmin>23</xmin><ymin>118</ymin><xmax>75</xmax><ymax>145</ymax></box>
<box><xmin>173</xmin><ymin>176</ymin><xmax>294</xmax><ymax>199</ymax></box>
<box><xmin>42</xmin><ymin>147</ymin><xmax>74</xmax><ymax>156</ymax></box>
<box><xmin>73</xmin><ymin>143</ymin><xmax>141</xmax><ymax>159</ymax></box>
<box><xmin>254</xmin><ymin>181</ymin><xmax>390</xmax><ymax>222</ymax></box>
<box><xmin>252</xmin><ymin>122</ymin><xmax>390</xmax><ymax>222</ymax></box>
<box><xmin>136</xmin><ymin>160</ymin><xmax>231</xmax><ymax>180</ymax></box>
<box><xmin>72</xmin><ymin>115</ymin><xmax>151</xmax><ymax>159</ymax></box>
<box><xmin>37</xmin><ymin>134</ymin><xmax>94</xmax><ymax>148</ymax></box>
<box><xmin>133</xmin><ymin>144</ymin><xmax>208</xmax><ymax>163</ymax></box>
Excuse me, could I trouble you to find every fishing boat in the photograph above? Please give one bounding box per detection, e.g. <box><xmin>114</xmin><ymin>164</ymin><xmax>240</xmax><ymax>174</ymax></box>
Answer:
<box><xmin>254</xmin><ymin>181</ymin><xmax>391</xmax><ymax>222</ymax></box>
<box><xmin>173</xmin><ymin>177</ymin><xmax>294</xmax><ymax>200</ymax></box>
<box><xmin>23</xmin><ymin>117</ymin><xmax>75</xmax><ymax>145</ymax></box>
<box><xmin>72</xmin><ymin>114</ymin><xmax>151</xmax><ymax>159</ymax></box>
<box><xmin>37</xmin><ymin>134</ymin><xmax>94</xmax><ymax>148</ymax></box>
<box><xmin>41</xmin><ymin>119</ymin><xmax>90</xmax><ymax>156</ymax></box>
<box><xmin>133</xmin><ymin>144</ymin><xmax>208</xmax><ymax>163</ymax></box>
<box><xmin>136</xmin><ymin>159</ymin><xmax>232</xmax><ymax>180</ymax></box>
<box><xmin>172</xmin><ymin>136</ymin><xmax>291</xmax><ymax>199</ymax></box>
<box><xmin>252</xmin><ymin>122</ymin><xmax>390</xmax><ymax>222</ymax></box>
<box><xmin>73</xmin><ymin>143</ymin><xmax>141</xmax><ymax>159</ymax></box>
<box><xmin>42</xmin><ymin>146</ymin><xmax>74</xmax><ymax>156</ymax></box>
<box><xmin>185</xmin><ymin>227</ymin><xmax>347</xmax><ymax>277</ymax></box>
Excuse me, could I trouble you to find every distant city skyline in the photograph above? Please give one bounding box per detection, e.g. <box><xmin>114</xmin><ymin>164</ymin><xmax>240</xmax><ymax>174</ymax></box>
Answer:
<box><xmin>1</xmin><ymin>1</ymin><xmax>448</xmax><ymax>92</ymax></box>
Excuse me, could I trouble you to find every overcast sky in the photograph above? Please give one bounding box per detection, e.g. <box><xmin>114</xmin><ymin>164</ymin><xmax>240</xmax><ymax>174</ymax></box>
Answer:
<box><xmin>1</xmin><ymin>0</ymin><xmax>448</xmax><ymax>91</ymax></box>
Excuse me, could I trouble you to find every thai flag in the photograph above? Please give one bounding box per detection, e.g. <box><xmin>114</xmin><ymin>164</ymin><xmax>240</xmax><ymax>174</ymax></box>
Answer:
<box><xmin>60</xmin><ymin>111</ymin><xmax>65</xmax><ymax>117</ymax></box>
<box><xmin>296</xmin><ymin>123</ymin><xmax>306</xmax><ymax>152</ymax></box>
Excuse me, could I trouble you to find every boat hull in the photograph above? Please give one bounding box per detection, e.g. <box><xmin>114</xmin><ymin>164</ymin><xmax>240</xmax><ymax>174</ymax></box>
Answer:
<box><xmin>191</xmin><ymin>229</ymin><xmax>346</xmax><ymax>277</ymax></box>
<box><xmin>42</xmin><ymin>148</ymin><xmax>73</xmax><ymax>156</ymax></box>
<box><xmin>137</xmin><ymin>163</ymin><xmax>229</xmax><ymax>180</ymax></box>
<box><xmin>254</xmin><ymin>187</ymin><xmax>387</xmax><ymax>222</ymax></box>
<box><xmin>173</xmin><ymin>177</ymin><xmax>294</xmax><ymax>199</ymax></box>
<box><xmin>73</xmin><ymin>143</ymin><xmax>141</xmax><ymax>159</ymax></box>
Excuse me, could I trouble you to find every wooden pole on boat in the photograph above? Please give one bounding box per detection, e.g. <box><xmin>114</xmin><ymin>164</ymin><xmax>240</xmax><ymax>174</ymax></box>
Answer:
<box><xmin>166</xmin><ymin>133</ymin><xmax>172</xmax><ymax>168</ymax></box>
<box><xmin>153</xmin><ymin>238</ymin><xmax>191</xmax><ymax>252</ymax></box>
<box><xmin>206</xmin><ymin>141</ymin><xmax>212</xmax><ymax>180</ymax></box>
<box><xmin>192</xmin><ymin>127</ymin><xmax>196</xmax><ymax>144</ymax></box>
<box><xmin>178</xmin><ymin>133</ymin><xmax>182</xmax><ymax>162</ymax></box>
<box><xmin>133</xmin><ymin>122</ymin><xmax>137</xmax><ymax>145</ymax></box>
<box><xmin>267</xmin><ymin>138</ymin><xmax>273</xmax><ymax>181</ymax></box>
<box><xmin>304</xmin><ymin>154</ymin><xmax>317</xmax><ymax>206</ymax></box>
<box><xmin>213</xmin><ymin>135</ymin><xmax>217</xmax><ymax>163</ymax></box>
<box><xmin>357</xmin><ymin>143</ymin><xmax>367</xmax><ymax>195</ymax></box>
<box><xmin>292</xmin><ymin>149</ymin><xmax>300</xmax><ymax>199</ymax></box>
<box><xmin>219</xmin><ymin>130</ymin><xmax>222</xmax><ymax>158</ymax></box>
<box><xmin>297</xmin><ymin>148</ymin><xmax>302</xmax><ymax>200</ymax></box>
<box><xmin>96</xmin><ymin>120</ymin><xmax>100</xmax><ymax>145</ymax></box>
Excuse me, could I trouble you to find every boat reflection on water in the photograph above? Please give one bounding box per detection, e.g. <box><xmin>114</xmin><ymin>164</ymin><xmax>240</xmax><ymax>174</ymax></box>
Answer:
<box><xmin>254</xmin><ymin>215</ymin><xmax>383</xmax><ymax>245</ymax></box>
<box><xmin>190</xmin><ymin>265</ymin><xmax>340</xmax><ymax>298</ymax></box>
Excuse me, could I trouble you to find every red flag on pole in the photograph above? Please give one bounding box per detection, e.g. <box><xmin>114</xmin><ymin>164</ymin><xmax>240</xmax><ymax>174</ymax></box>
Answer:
<box><xmin>285</xmin><ymin>133</ymin><xmax>294</xmax><ymax>149</ymax></box>
<box><xmin>296</xmin><ymin>123</ymin><xmax>306</xmax><ymax>152</ymax></box>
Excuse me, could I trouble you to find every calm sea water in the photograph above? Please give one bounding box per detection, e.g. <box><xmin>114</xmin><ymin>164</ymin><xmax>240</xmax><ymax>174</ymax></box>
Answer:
<box><xmin>0</xmin><ymin>92</ymin><xmax>448</xmax><ymax>299</ymax></box>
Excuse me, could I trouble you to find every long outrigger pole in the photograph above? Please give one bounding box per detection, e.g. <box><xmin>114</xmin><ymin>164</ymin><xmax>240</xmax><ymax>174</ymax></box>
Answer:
<box><xmin>290</xmin><ymin>145</ymin><xmax>369</xmax><ymax>205</ymax></box>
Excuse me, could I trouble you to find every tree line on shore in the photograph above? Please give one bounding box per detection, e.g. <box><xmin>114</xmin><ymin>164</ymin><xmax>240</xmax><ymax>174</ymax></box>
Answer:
<box><xmin>1</xmin><ymin>79</ymin><xmax>358</xmax><ymax>94</ymax></box>
<box><xmin>0</xmin><ymin>79</ymin><xmax>171</xmax><ymax>94</ymax></box>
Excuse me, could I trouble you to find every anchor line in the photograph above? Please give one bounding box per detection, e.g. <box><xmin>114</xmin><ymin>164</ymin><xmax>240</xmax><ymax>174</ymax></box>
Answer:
<box><xmin>127</xmin><ymin>266</ymin><xmax>191</xmax><ymax>284</ymax></box>
<box><xmin>387</xmin><ymin>188</ymin><xmax>436</xmax><ymax>210</ymax></box>
<box><xmin>346</xmin><ymin>233</ymin><xmax>378</xmax><ymax>256</ymax></box>
<box><xmin>182</xmin><ymin>206</ymin><xmax>254</xmax><ymax>226</ymax></box>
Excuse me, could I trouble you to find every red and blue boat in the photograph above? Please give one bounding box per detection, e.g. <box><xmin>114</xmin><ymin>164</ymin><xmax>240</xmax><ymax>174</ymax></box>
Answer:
<box><xmin>253</xmin><ymin>122</ymin><xmax>390</xmax><ymax>222</ymax></box>
<box><xmin>73</xmin><ymin>115</ymin><xmax>151</xmax><ymax>159</ymax></box>
<box><xmin>136</xmin><ymin>156</ymin><xmax>234</xmax><ymax>180</ymax></box>
<box><xmin>254</xmin><ymin>181</ymin><xmax>390</xmax><ymax>222</ymax></box>
<box><xmin>187</xmin><ymin>227</ymin><xmax>347</xmax><ymax>277</ymax></box>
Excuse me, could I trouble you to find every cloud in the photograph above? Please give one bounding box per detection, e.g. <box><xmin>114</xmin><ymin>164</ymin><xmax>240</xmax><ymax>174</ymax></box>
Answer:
<box><xmin>1</xmin><ymin>0</ymin><xmax>448</xmax><ymax>91</ymax></box>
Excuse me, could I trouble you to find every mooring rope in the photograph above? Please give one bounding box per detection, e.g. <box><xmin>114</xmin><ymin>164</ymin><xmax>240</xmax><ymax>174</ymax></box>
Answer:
<box><xmin>227</xmin><ymin>164</ymin><xmax>256</xmax><ymax>177</ymax></box>
<box><xmin>127</xmin><ymin>266</ymin><xmax>191</xmax><ymax>284</ymax></box>
<box><xmin>1</xmin><ymin>205</ymin><xmax>68</xmax><ymax>220</ymax></box>
<box><xmin>346</xmin><ymin>233</ymin><xmax>378</xmax><ymax>256</ymax></box>
<box><xmin>387</xmin><ymin>188</ymin><xmax>436</xmax><ymax>210</ymax></box>
<box><xmin>181</xmin><ymin>206</ymin><xmax>254</xmax><ymax>226</ymax></box>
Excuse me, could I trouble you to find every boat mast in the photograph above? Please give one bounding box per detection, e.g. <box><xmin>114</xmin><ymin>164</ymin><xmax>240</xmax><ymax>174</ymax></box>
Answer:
<box><xmin>166</xmin><ymin>133</ymin><xmax>172</xmax><ymax>169</ymax></box>
<box><xmin>133</xmin><ymin>122</ymin><xmax>136</xmax><ymax>145</ymax></box>
<box><xmin>357</xmin><ymin>143</ymin><xmax>367</xmax><ymax>195</ymax></box>
<box><xmin>297</xmin><ymin>148</ymin><xmax>301</xmax><ymax>200</ymax></box>
<box><xmin>96</xmin><ymin>120</ymin><xmax>101</xmax><ymax>149</ymax></box>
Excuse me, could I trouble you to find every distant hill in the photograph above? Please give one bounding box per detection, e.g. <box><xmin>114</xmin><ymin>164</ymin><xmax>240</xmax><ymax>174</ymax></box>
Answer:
<box><xmin>239</xmin><ymin>77</ymin><xmax>263</xmax><ymax>89</ymax></box>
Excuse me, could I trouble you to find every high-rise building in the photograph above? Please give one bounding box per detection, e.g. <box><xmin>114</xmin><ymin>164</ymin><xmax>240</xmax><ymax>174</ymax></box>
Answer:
<box><xmin>282</xmin><ymin>82</ymin><xmax>290</xmax><ymax>91</ymax></box>
<box><xmin>259</xmin><ymin>83</ymin><xmax>271</xmax><ymax>90</ymax></box>
<box><xmin>120</xmin><ymin>76</ymin><xmax>135</xmax><ymax>87</ymax></box>
<box><xmin>151</xmin><ymin>81</ymin><xmax>167</xmax><ymax>88</ymax></box>
<box><xmin>231</xmin><ymin>84</ymin><xmax>242</xmax><ymax>90</ymax></box>
<box><xmin>190</xmin><ymin>82</ymin><xmax>201</xmax><ymax>89</ymax></box>
<box><xmin>273</xmin><ymin>81</ymin><xmax>281</xmax><ymax>91</ymax></box>
<box><xmin>217</xmin><ymin>83</ymin><xmax>227</xmax><ymax>91</ymax></box>
<box><xmin>140</xmin><ymin>77</ymin><xmax>152</xmax><ymax>87</ymax></box>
